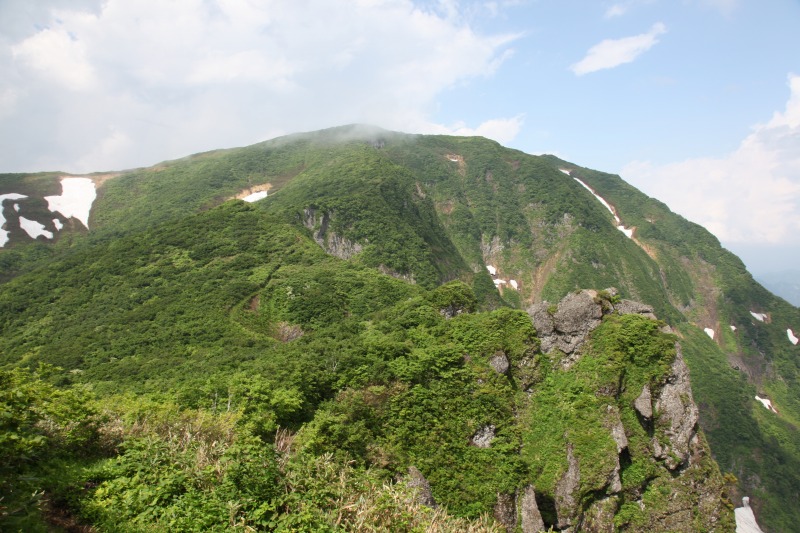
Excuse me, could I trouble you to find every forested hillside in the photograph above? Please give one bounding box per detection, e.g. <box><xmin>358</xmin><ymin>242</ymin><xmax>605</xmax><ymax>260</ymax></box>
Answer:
<box><xmin>1</xmin><ymin>125</ymin><xmax>796</xmax><ymax>531</ymax></box>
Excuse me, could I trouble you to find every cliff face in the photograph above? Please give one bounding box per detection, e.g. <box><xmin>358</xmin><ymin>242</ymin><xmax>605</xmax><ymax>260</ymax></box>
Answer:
<box><xmin>484</xmin><ymin>289</ymin><xmax>734</xmax><ymax>532</ymax></box>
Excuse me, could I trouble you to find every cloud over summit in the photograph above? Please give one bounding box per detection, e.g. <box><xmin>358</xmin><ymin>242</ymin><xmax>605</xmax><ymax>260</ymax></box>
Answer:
<box><xmin>0</xmin><ymin>0</ymin><xmax>518</xmax><ymax>173</ymax></box>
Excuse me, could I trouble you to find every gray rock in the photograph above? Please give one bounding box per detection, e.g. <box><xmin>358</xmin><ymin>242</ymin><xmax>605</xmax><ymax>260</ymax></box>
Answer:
<box><xmin>555</xmin><ymin>443</ymin><xmax>581</xmax><ymax>529</ymax></box>
<box><xmin>527</xmin><ymin>290</ymin><xmax>603</xmax><ymax>360</ymax></box>
<box><xmin>528</xmin><ymin>290</ymin><xmax>662</xmax><ymax>362</ymax></box>
<box><xmin>494</xmin><ymin>492</ymin><xmax>517</xmax><ymax>531</ymax></box>
<box><xmin>519</xmin><ymin>485</ymin><xmax>546</xmax><ymax>533</ymax></box>
<box><xmin>609</xmin><ymin>411</ymin><xmax>629</xmax><ymax>453</ymax></box>
<box><xmin>608</xmin><ymin>456</ymin><xmax>623</xmax><ymax>494</ymax></box>
<box><xmin>489</xmin><ymin>352</ymin><xmax>510</xmax><ymax>374</ymax></box>
<box><xmin>407</xmin><ymin>466</ymin><xmax>437</xmax><ymax>508</ymax></box>
<box><xmin>303</xmin><ymin>207</ymin><xmax>363</xmax><ymax>260</ymax></box>
<box><xmin>553</xmin><ymin>290</ymin><xmax>604</xmax><ymax>335</ymax></box>
<box><xmin>604</xmin><ymin>406</ymin><xmax>626</xmax><ymax>495</ymax></box>
<box><xmin>634</xmin><ymin>384</ymin><xmax>653</xmax><ymax>420</ymax></box>
<box><xmin>471</xmin><ymin>424</ymin><xmax>496</xmax><ymax>448</ymax></box>
<box><xmin>652</xmin><ymin>343</ymin><xmax>699</xmax><ymax>470</ymax></box>
<box><xmin>582</xmin><ymin>496</ymin><xmax>619</xmax><ymax>533</ymax></box>
<box><xmin>528</xmin><ymin>302</ymin><xmax>555</xmax><ymax>336</ymax></box>
<box><xmin>613</xmin><ymin>299</ymin><xmax>657</xmax><ymax>320</ymax></box>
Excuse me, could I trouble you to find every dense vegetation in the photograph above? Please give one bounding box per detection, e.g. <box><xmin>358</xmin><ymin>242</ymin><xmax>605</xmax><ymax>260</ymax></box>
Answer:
<box><xmin>0</xmin><ymin>125</ymin><xmax>797</xmax><ymax>530</ymax></box>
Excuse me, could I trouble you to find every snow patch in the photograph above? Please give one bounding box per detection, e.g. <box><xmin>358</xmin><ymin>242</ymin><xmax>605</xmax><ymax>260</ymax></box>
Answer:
<box><xmin>242</xmin><ymin>190</ymin><xmax>268</xmax><ymax>202</ymax></box>
<box><xmin>572</xmin><ymin>177</ymin><xmax>634</xmax><ymax>239</ymax></box>
<box><xmin>486</xmin><ymin>265</ymin><xmax>497</xmax><ymax>276</ymax></box>
<box><xmin>509</xmin><ymin>279</ymin><xmax>518</xmax><ymax>289</ymax></box>
<box><xmin>735</xmin><ymin>497</ymin><xmax>764</xmax><ymax>533</ymax></box>
<box><xmin>788</xmin><ymin>329</ymin><xmax>799</xmax><ymax>345</ymax></box>
<box><xmin>53</xmin><ymin>219</ymin><xmax>63</xmax><ymax>230</ymax></box>
<box><xmin>493</xmin><ymin>279</ymin><xmax>507</xmax><ymax>286</ymax></box>
<box><xmin>704</xmin><ymin>327</ymin><xmax>715</xmax><ymax>339</ymax></box>
<box><xmin>0</xmin><ymin>194</ymin><xmax>27</xmax><ymax>202</ymax></box>
<box><xmin>750</xmin><ymin>311</ymin><xmax>767</xmax><ymax>322</ymax></box>
<box><xmin>18</xmin><ymin>216</ymin><xmax>53</xmax><ymax>240</ymax></box>
<box><xmin>559</xmin><ymin>168</ymin><xmax>571</xmax><ymax>175</ymax></box>
<box><xmin>44</xmin><ymin>177</ymin><xmax>96</xmax><ymax>229</ymax></box>
<box><xmin>730</xmin><ymin>325</ymin><xmax>737</xmax><ymax>331</ymax></box>
<box><xmin>0</xmin><ymin>193</ymin><xmax>28</xmax><ymax>247</ymax></box>
<box><xmin>755</xmin><ymin>395</ymin><xmax>778</xmax><ymax>413</ymax></box>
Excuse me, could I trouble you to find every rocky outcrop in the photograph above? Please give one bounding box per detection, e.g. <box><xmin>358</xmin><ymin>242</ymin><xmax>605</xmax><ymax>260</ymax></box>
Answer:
<box><xmin>528</xmin><ymin>290</ymin><xmax>603</xmax><ymax>358</ymax></box>
<box><xmin>470</xmin><ymin>425</ymin><xmax>496</xmax><ymax>448</ymax></box>
<box><xmin>407</xmin><ymin>466</ymin><xmax>436</xmax><ymax>508</ymax></box>
<box><xmin>634</xmin><ymin>384</ymin><xmax>653</xmax><ymax>420</ymax></box>
<box><xmin>489</xmin><ymin>352</ymin><xmax>510</xmax><ymax>374</ymax></box>
<box><xmin>302</xmin><ymin>207</ymin><xmax>363</xmax><ymax>260</ymax></box>
<box><xmin>606</xmin><ymin>406</ymin><xmax>629</xmax><ymax>454</ymax></box>
<box><xmin>555</xmin><ymin>444</ymin><xmax>581</xmax><ymax>529</ymax></box>
<box><xmin>493</xmin><ymin>485</ymin><xmax>546</xmax><ymax>533</ymax></box>
<box><xmin>604</xmin><ymin>405</ymin><xmax>627</xmax><ymax>494</ymax></box>
<box><xmin>519</xmin><ymin>485</ymin><xmax>546</xmax><ymax>533</ymax></box>
<box><xmin>493</xmin><ymin>492</ymin><xmax>517</xmax><ymax>531</ymax></box>
<box><xmin>527</xmin><ymin>288</ymin><xmax>661</xmax><ymax>367</ymax></box>
<box><xmin>651</xmin><ymin>343</ymin><xmax>700</xmax><ymax>470</ymax></box>
<box><xmin>582</xmin><ymin>496</ymin><xmax>619</xmax><ymax>533</ymax></box>
<box><xmin>519</xmin><ymin>289</ymin><xmax>733</xmax><ymax>532</ymax></box>
<box><xmin>613</xmin><ymin>299</ymin><xmax>656</xmax><ymax>320</ymax></box>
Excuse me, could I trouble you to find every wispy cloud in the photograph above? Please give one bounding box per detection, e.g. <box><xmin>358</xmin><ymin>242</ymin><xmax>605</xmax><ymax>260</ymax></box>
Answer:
<box><xmin>570</xmin><ymin>22</ymin><xmax>666</xmax><ymax>75</ymax></box>
<box><xmin>426</xmin><ymin>115</ymin><xmax>524</xmax><ymax>143</ymax></box>
<box><xmin>622</xmin><ymin>75</ymin><xmax>800</xmax><ymax>248</ymax></box>
<box><xmin>0</xmin><ymin>0</ymin><xmax>519</xmax><ymax>173</ymax></box>
<box><xmin>604</xmin><ymin>4</ymin><xmax>628</xmax><ymax>18</ymax></box>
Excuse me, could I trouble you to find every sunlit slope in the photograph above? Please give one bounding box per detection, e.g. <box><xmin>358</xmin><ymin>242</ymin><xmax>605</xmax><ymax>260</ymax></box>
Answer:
<box><xmin>0</xmin><ymin>124</ymin><xmax>797</xmax><ymax>529</ymax></box>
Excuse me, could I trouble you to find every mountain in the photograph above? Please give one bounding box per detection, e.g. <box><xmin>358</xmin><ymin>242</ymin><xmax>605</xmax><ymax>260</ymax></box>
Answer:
<box><xmin>0</xmin><ymin>125</ymin><xmax>796</xmax><ymax>531</ymax></box>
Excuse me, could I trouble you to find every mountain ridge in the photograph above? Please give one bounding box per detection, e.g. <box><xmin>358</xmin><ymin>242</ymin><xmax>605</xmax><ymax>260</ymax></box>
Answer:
<box><xmin>0</xmin><ymin>125</ymin><xmax>796</xmax><ymax>531</ymax></box>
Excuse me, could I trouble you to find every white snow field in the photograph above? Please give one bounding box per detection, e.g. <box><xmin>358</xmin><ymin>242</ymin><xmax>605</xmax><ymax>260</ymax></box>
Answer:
<box><xmin>44</xmin><ymin>177</ymin><xmax>96</xmax><ymax>229</ymax></box>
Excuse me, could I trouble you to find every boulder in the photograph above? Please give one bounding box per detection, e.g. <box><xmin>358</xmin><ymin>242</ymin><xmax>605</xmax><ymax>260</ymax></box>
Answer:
<box><xmin>407</xmin><ymin>466</ymin><xmax>436</xmax><ymax>508</ymax></box>
<box><xmin>634</xmin><ymin>384</ymin><xmax>653</xmax><ymax>420</ymax></box>
<box><xmin>471</xmin><ymin>424</ymin><xmax>496</xmax><ymax>448</ymax></box>
<box><xmin>493</xmin><ymin>492</ymin><xmax>517</xmax><ymax>531</ymax></box>
<box><xmin>652</xmin><ymin>343</ymin><xmax>699</xmax><ymax>470</ymax></box>
<box><xmin>519</xmin><ymin>485</ymin><xmax>546</xmax><ymax>533</ymax></box>
<box><xmin>527</xmin><ymin>290</ymin><xmax>603</xmax><ymax>359</ymax></box>
<box><xmin>613</xmin><ymin>299</ymin><xmax>657</xmax><ymax>320</ymax></box>
<box><xmin>555</xmin><ymin>444</ymin><xmax>581</xmax><ymax>529</ymax></box>
<box><xmin>489</xmin><ymin>352</ymin><xmax>510</xmax><ymax>374</ymax></box>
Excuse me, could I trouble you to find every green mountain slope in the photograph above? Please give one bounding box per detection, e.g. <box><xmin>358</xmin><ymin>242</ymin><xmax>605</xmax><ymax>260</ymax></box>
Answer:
<box><xmin>0</xmin><ymin>125</ymin><xmax>796</xmax><ymax>531</ymax></box>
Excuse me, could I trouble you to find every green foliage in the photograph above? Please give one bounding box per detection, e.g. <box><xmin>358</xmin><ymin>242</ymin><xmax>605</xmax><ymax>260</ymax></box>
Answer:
<box><xmin>0</xmin><ymin>366</ymin><xmax>100</xmax><ymax>530</ymax></box>
<box><xmin>429</xmin><ymin>280</ymin><xmax>477</xmax><ymax>317</ymax></box>
<box><xmin>520</xmin><ymin>315</ymin><xmax>677</xmax><ymax>517</ymax></box>
<box><xmin>2</xmin><ymin>126</ymin><xmax>795</xmax><ymax>530</ymax></box>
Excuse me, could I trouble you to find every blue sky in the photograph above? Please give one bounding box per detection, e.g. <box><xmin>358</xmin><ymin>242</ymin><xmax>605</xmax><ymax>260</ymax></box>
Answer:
<box><xmin>1</xmin><ymin>0</ymin><xmax>799</xmax><ymax>277</ymax></box>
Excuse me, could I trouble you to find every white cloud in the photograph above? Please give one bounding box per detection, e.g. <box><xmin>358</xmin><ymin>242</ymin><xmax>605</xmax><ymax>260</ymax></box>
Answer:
<box><xmin>571</xmin><ymin>22</ymin><xmax>666</xmax><ymax>76</ymax></box>
<box><xmin>0</xmin><ymin>88</ymin><xmax>17</xmax><ymax>119</ymax></box>
<box><xmin>605</xmin><ymin>4</ymin><xmax>628</xmax><ymax>18</ymax></box>
<box><xmin>425</xmin><ymin>115</ymin><xmax>524</xmax><ymax>143</ymax></box>
<box><xmin>621</xmin><ymin>75</ymin><xmax>800</xmax><ymax>247</ymax></box>
<box><xmin>0</xmin><ymin>0</ymin><xmax>519</xmax><ymax>173</ymax></box>
<box><xmin>12</xmin><ymin>26</ymin><xmax>97</xmax><ymax>90</ymax></box>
